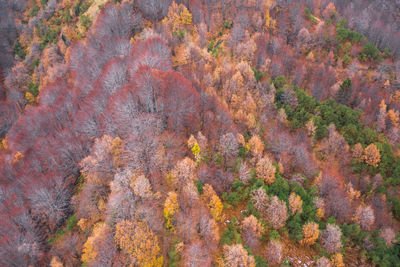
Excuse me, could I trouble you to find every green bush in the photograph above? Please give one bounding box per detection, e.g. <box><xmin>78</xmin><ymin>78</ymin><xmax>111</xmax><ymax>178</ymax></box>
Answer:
<box><xmin>195</xmin><ymin>181</ymin><xmax>204</xmax><ymax>194</ymax></box>
<box><xmin>29</xmin><ymin>4</ymin><xmax>40</xmax><ymax>17</ymax></box>
<box><xmin>287</xmin><ymin>214</ymin><xmax>303</xmax><ymax>241</ymax></box>
<box><xmin>367</xmin><ymin>235</ymin><xmax>400</xmax><ymax>267</ymax></box>
<box><xmin>360</xmin><ymin>42</ymin><xmax>381</xmax><ymax>61</ymax></box>
<box><xmin>66</xmin><ymin>214</ymin><xmax>78</xmax><ymax>231</ymax></box>
<box><xmin>40</xmin><ymin>0</ymin><xmax>48</xmax><ymax>7</ymax></box>
<box><xmin>336</xmin><ymin>26</ymin><xmax>363</xmax><ymax>43</ymax></box>
<box><xmin>265</xmin><ymin>173</ymin><xmax>289</xmax><ymax>201</ymax></box>
<box><xmin>214</xmin><ymin>153</ymin><xmax>223</xmax><ymax>166</ymax></box>
<box><xmin>37</xmin><ymin>24</ymin><xmax>61</xmax><ymax>50</ymax></box>
<box><xmin>30</xmin><ymin>59</ymin><xmax>40</xmax><ymax>73</ymax></box>
<box><xmin>273</xmin><ymin>76</ymin><xmax>287</xmax><ymax>90</ymax></box>
<box><xmin>343</xmin><ymin>54</ymin><xmax>352</xmax><ymax>66</ymax></box>
<box><xmin>168</xmin><ymin>241</ymin><xmax>181</xmax><ymax>267</ymax></box>
<box><xmin>341</xmin><ymin>224</ymin><xmax>365</xmax><ymax>247</ymax></box>
<box><xmin>80</xmin><ymin>15</ymin><xmax>92</xmax><ymax>31</ymax></box>
<box><xmin>223</xmin><ymin>179</ymin><xmax>250</xmax><ymax>206</ymax></box>
<box><xmin>61</xmin><ymin>9</ymin><xmax>72</xmax><ymax>23</ymax></box>
<box><xmin>389</xmin><ymin>197</ymin><xmax>400</xmax><ymax>219</ymax></box>
<box><xmin>304</xmin><ymin>8</ymin><xmax>318</xmax><ymax>24</ymax></box>
<box><xmin>375</xmin><ymin>142</ymin><xmax>395</xmax><ymax>178</ymax></box>
<box><xmin>221</xmin><ymin>218</ymin><xmax>242</xmax><ymax>245</ymax></box>
<box><xmin>255</xmin><ymin>256</ymin><xmax>269</xmax><ymax>267</ymax></box>
<box><xmin>252</xmin><ymin>67</ymin><xmax>266</xmax><ymax>82</ymax></box>
<box><xmin>13</xmin><ymin>39</ymin><xmax>26</xmax><ymax>59</ymax></box>
<box><xmin>28</xmin><ymin>82</ymin><xmax>39</xmax><ymax>97</ymax></box>
<box><xmin>269</xmin><ymin>229</ymin><xmax>280</xmax><ymax>240</ymax></box>
<box><xmin>74</xmin><ymin>0</ymin><xmax>91</xmax><ymax>16</ymax></box>
<box><xmin>223</xmin><ymin>20</ymin><xmax>233</xmax><ymax>29</ymax></box>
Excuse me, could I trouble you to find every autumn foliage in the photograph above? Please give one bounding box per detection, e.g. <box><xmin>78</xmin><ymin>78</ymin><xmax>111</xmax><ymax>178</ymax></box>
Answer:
<box><xmin>0</xmin><ymin>0</ymin><xmax>399</xmax><ymax>266</ymax></box>
<box><xmin>115</xmin><ymin>220</ymin><xmax>163</xmax><ymax>266</ymax></box>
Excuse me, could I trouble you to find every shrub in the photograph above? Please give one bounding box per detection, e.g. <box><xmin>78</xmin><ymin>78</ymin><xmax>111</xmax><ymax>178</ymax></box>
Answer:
<box><xmin>13</xmin><ymin>39</ymin><xmax>26</xmax><ymax>59</ymax></box>
<box><xmin>336</xmin><ymin>19</ymin><xmax>363</xmax><ymax>43</ymax></box>
<box><xmin>28</xmin><ymin>81</ymin><xmax>39</xmax><ymax>97</ymax></box>
<box><xmin>273</xmin><ymin>76</ymin><xmax>287</xmax><ymax>90</ymax></box>
<box><xmin>195</xmin><ymin>181</ymin><xmax>204</xmax><ymax>194</ymax></box>
<box><xmin>221</xmin><ymin>218</ymin><xmax>242</xmax><ymax>245</ymax></box>
<box><xmin>360</xmin><ymin>43</ymin><xmax>381</xmax><ymax>61</ymax></box>
<box><xmin>80</xmin><ymin>15</ymin><xmax>92</xmax><ymax>31</ymax></box>
<box><xmin>304</xmin><ymin>8</ymin><xmax>318</xmax><ymax>24</ymax></box>
<box><xmin>252</xmin><ymin>67</ymin><xmax>266</xmax><ymax>82</ymax></box>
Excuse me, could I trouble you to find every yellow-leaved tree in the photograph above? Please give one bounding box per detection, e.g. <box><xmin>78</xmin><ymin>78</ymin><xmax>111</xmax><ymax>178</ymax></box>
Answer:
<box><xmin>164</xmin><ymin>191</ymin><xmax>179</xmax><ymax>230</ymax></box>
<box><xmin>82</xmin><ymin>222</ymin><xmax>115</xmax><ymax>266</ymax></box>
<box><xmin>115</xmin><ymin>220</ymin><xmax>163</xmax><ymax>267</ymax></box>
<box><xmin>203</xmin><ymin>184</ymin><xmax>223</xmax><ymax>221</ymax></box>
<box><xmin>188</xmin><ymin>135</ymin><xmax>201</xmax><ymax>161</ymax></box>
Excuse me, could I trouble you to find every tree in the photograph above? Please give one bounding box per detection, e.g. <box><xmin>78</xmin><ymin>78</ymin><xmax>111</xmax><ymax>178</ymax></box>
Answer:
<box><xmin>29</xmin><ymin>178</ymin><xmax>72</xmax><ymax>233</ymax></box>
<box><xmin>345</xmin><ymin>182</ymin><xmax>360</xmax><ymax>200</ymax></box>
<box><xmin>135</xmin><ymin>0</ymin><xmax>171</xmax><ymax>21</ymax></box>
<box><xmin>162</xmin><ymin>1</ymin><xmax>192</xmax><ymax>33</ymax></box>
<box><xmin>322</xmin><ymin>224</ymin><xmax>342</xmax><ymax>254</ymax></box>
<box><xmin>379</xmin><ymin>227</ymin><xmax>397</xmax><ymax>247</ymax></box>
<box><xmin>164</xmin><ymin>192</ymin><xmax>179</xmax><ymax>230</ymax></box>
<box><xmin>289</xmin><ymin>192</ymin><xmax>303</xmax><ymax>215</ymax></box>
<box><xmin>306</xmin><ymin>119</ymin><xmax>316</xmax><ymax>137</ymax></box>
<box><xmin>50</xmin><ymin>256</ymin><xmax>63</xmax><ymax>267</ymax></box>
<box><xmin>130</xmin><ymin>174</ymin><xmax>153</xmax><ymax>199</ymax></box>
<box><xmin>182</xmin><ymin>241</ymin><xmax>212</xmax><ymax>267</ymax></box>
<box><xmin>94</xmin><ymin>1</ymin><xmax>143</xmax><ymax>41</ymax></box>
<box><xmin>337</xmin><ymin>78</ymin><xmax>352</xmax><ymax>105</ymax></box>
<box><xmin>363</xmin><ymin>143</ymin><xmax>381</xmax><ymax>167</ymax></box>
<box><xmin>361</xmin><ymin>43</ymin><xmax>381</xmax><ymax>61</ymax></box>
<box><xmin>170</xmin><ymin>157</ymin><xmax>196</xmax><ymax>186</ymax></box>
<box><xmin>322</xmin><ymin>2</ymin><xmax>336</xmax><ymax>19</ymax></box>
<box><xmin>266</xmin><ymin>196</ymin><xmax>288</xmax><ymax>229</ymax></box>
<box><xmin>115</xmin><ymin>220</ymin><xmax>163</xmax><ymax>266</ymax></box>
<box><xmin>316</xmin><ymin>257</ymin><xmax>331</xmax><ymax>267</ymax></box>
<box><xmin>252</xmin><ymin>187</ymin><xmax>269</xmax><ymax>214</ymax></box>
<box><xmin>208</xmin><ymin>195</ymin><xmax>223</xmax><ymax>222</ymax></box>
<box><xmin>0</xmin><ymin>101</ymin><xmax>17</xmax><ymax>137</ymax></box>
<box><xmin>256</xmin><ymin>156</ymin><xmax>276</xmax><ymax>185</ymax></box>
<box><xmin>188</xmin><ymin>134</ymin><xmax>200</xmax><ymax>160</ymax></box>
<box><xmin>352</xmin><ymin>143</ymin><xmax>363</xmax><ymax>162</ymax></box>
<box><xmin>241</xmin><ymin>215</ymin><xmax>263</xmax><ymax>249</ymax></box>
<box><xmin>82</xmin><ymin>223</ymin><xmax>116</xmax><ymax>266</ymax></box>
<box><xmin>355</xmin><ymin>205</ymin><xmax>375</xmax><ymax>230</ymax></box>
<box><xmin>219</xmin><ymin>132</ymin><xmax>239</xmax><ymax>165</ymax></box>
<box><xmin>322</xmin><ymin>124</ymin><xmax>348</xmax><ymax>157</ymax></box>
<box><xmin>376</xmin><ymin>100</ymin><xmax>387</xmax><ymax>133</ymax></box>
<box><xmin>238</xmin><ymin>162</ymin><xmax>251</xmax><ymax>184</ymax></box>
<box><xmin>223</xmin><ymin>244</ymin><xmax>255</xmax><ymax>267</ymax></box>
<box><xmin>198</xmin><ymin>215</ymin><xmax>220</xmax><ymax>246</ymax></box>
<box><xmin>248</xmin><ymin>135</ymin><xmax>264</xmax><ymax>157</ymax></box>
<box><xmin>330</xmin><ymin>253</ymin><xmax>344</xmax><ymax>267</ymax></box>
<box><xmin>301</xmin><ymin>222</ymin><xmax>319</xmax><ymax>246</ymax></box>
<box><xmin>203</xmin><ymin>184</ymin><xmax>223</xmax><ymax>222</ymax></box>
<box><xmin>80</xmin><ymin>135</ymin><xmax>115</xmax><ymax>183</ymax></box>
<box><xmin>110</xmin><ymin>136</ymin><xmax>126</xmax><ymax>169</ymax></box>
<box><xmin>266</xmin><ymin>240</ymin><xmax>283</xmax><ymax>265</ymax></box>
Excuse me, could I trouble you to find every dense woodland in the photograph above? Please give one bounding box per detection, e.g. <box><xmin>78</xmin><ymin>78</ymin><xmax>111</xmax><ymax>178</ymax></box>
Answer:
<box><xmin>0</xmin><ymin>0</ymin><xmax>400</xmax><ymax>266</ymax></box>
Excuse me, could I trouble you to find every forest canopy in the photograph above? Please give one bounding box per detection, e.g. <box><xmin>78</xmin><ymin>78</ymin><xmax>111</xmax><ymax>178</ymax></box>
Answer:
<box><xmin>0</xmin><ymin>0</ymin><xmax>399</xmax><ymax>266</ymax></box>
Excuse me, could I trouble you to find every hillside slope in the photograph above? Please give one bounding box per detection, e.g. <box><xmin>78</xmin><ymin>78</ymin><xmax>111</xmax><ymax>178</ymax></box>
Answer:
<box><xmin>0</xmin><ymin>0</ymin><xmax>399</xmax><ymax>266</ymax></box>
